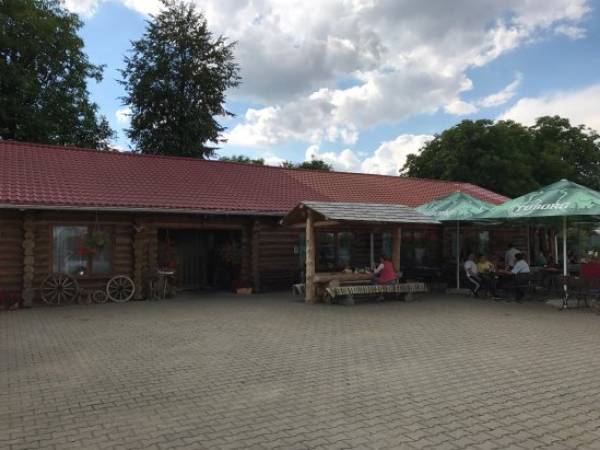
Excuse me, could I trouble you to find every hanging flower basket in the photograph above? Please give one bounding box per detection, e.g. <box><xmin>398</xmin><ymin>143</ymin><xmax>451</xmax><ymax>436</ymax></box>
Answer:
<box><xmin>79</xmin><ymin>230</ymin><xmax>107</xmax><ymax>255</ymax></box>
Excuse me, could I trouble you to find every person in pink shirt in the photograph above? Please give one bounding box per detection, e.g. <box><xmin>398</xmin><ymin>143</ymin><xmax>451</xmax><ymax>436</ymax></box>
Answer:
<box><xmin>373</xmin><ymin>255</ymin><xmax>398</xmax><ymax>285</ymax></box>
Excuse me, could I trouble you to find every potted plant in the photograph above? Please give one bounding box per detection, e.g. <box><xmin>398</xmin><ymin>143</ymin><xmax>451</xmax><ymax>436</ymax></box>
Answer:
<box><xmin>232</xmin><ymin>279</ymin><xmax>252</xmax><ymax>295</ymax></box>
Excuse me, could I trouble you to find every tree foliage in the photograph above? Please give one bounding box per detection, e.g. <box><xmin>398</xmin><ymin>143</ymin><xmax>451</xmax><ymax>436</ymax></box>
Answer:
<box><xmin>0</xmin><ymin>0</ymin><xmax>113</xmax><ymax>148</ymax></box>
<box><xmin>402</xmin><ymin>116</ymin><xmax>600</xmax><ymax>197</ymax></box>
<box><xmin>218</xmin><ymin>156</ymin><xmax>333</xmax><ymax>171</ymax></box>
<box><xmin>292</xmin><ymin>160</ymin><xmax>333</xmax><ymax>171</ymax></box>
<box><xmin>219</xmin><ymin>154</ymin><xmax>264</xmax><ymax>165</ymax></box>
<box><xmin>120</xmin><ymin>0</ymin><xmax>240</xmax><ymax>158</ymax></box>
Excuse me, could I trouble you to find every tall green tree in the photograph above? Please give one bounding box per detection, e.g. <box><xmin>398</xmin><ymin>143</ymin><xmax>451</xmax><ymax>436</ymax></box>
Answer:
<box><xmin>120</xmin><ymin>0</ymin><xmax>240</xmax><ymax>158</ymax></box>
<box><xmin>281</xmin><ymin>160</ymin><xmax>332</xmax><ymax>171</ymax></box>
<box><xmin>0</xmin><ymin>0</ymin><xmax>113</xmax><ymax>148</ymax></box>
<box><xmin>219</xmin><ymin>155</ymin><xmax>265</xmax><ymax>165</ymax></box>
<box><xmin>294</xmin><ymin>160</ymin><xmax>332</xmax><ymax>171</ymax></box>
<box><xmin>530</xmin><ymin>116</ymin><xmax>600</xmax><ymax>191</ymax></box>
<box><xmin>402</xmin><ymin>117</ymin><xmax>600</xmax><ymax>197</ymax></box>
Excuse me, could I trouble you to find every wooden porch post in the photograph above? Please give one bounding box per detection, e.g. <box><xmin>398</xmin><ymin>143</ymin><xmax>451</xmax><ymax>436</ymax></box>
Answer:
<box><xmin>392</xmin><ymin>226</ymin><xmax>402</xmax><ymax>271</ymax></box>
<box><xmin>305</xmin><ymin>210</ymin><xmax>316</xmax><ymax>303</ymax></box>
<box><xmin>251</xmin><ymin>220</ymin><xmax>261</xmax><ymax>293</ymax></box>
<box><xmin>147</xmin><ymin>225</ymin><xmax>158</xmax><ymax>274</ymax></box>
<box><xmin>133</xmin><ymin>219</ymin><xmax>146</xmax><ymax>300</ymax></box>
<box><xmin>240</xmin><ymin>224</ymin><xmax>251</xmax><ymax>286</ymax></box>
<box><xmin>369</xmin><ymin>231</ymin><xmax>375</xmax><ymax>268</ymax></box>
<box><xmin>22</xmin><ymin>213</ymin><xmax>35</xmax><ymax>307</ymax></box>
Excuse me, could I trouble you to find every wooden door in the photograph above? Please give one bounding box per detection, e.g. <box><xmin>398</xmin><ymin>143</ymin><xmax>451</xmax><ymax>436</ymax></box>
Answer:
<box><xmin>176</xmin><ymin>231</ymin><xmax>206</xmax><ymax>290</ymax></box>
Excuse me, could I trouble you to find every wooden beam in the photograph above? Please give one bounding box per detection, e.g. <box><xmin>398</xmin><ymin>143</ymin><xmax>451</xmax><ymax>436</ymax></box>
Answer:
<box><xmin>22</xmin><ymin>213</ymin><xmax>35</xmax><ymax>307</ymax></box>
<box><xmin>132</xmin><ymin>219</ymin><xmax>146</xmax><ymax>300</ymax></box>
<box><xmin>305</xmin><ymin>210</ymin><xmax>316</xmax><ymax>303</ymax></box>
<box><xmin>369</xmin><ymin>231</ymin><xmax>375</xmax><ymax>268</ymax></box>
<box><xmin>288</xmin><ymin>220</ymin><xmax>342</xmax><ymax>229</ymax></box>
<box><xmin>392</xmin><ymin>227</ymin><xmax>401</xmax><ymax>271</ymax></box>
<box><xmin>251</xmin><ymin>220</ymin><xmax>261</xmax><ymax>292</ymax></box>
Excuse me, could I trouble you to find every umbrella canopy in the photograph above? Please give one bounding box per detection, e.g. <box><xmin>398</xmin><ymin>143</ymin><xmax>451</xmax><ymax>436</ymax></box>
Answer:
<box><xmin>416</xmin><ymin>191</ymin><xmax>494</xmax><ymax>220</ymax></box>
<box><xmin>475</xmin><ymin>179</ymin><xmax>600</xmax><ymax>220</ymax></box>
<box><xmin>417</xmin><ymin>192</ymin><xmax>494</xmax><ymax>291</ymax></box>
<box><xmin>475</xmin><ymin>179</ymin><xmax>600</xmax><ymax>309</ymax></box>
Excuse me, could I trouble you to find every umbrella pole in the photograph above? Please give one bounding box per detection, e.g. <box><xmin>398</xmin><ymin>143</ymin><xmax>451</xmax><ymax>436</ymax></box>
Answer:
<box><xmin>456</xmin><ymin>221</ymin><xmax>460</xmax><ymax>289</ymax></box>
<box><xmin>562</xmin><ymin>216</ymin><xmax>568</xmax><ymax>310</ymax></box>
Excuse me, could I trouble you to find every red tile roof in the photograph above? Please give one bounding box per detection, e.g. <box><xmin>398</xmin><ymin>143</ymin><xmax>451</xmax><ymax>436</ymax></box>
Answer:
<box><xmin>0</xmin><ymin>140</ymin><xmax>508</xmax><ymax>215</ymax></box>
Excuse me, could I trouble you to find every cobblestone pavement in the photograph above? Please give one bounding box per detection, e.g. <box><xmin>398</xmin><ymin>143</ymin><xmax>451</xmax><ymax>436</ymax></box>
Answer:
<box><xmin>2</xmin><ymin>293</ymin><xmax>600</xmax><ymax>450</ymax></box>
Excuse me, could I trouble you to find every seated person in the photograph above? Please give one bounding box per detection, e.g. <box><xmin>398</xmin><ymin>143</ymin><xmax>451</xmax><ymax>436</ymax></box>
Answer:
<box><xmin>477</xmin><ymin>254</ymin><xmax>498</xmax><ymax>297</ymax></box>
<box><xmin>464</xmin><ymin>253</ymin><xmax>482</xmax><ymax>296</ymax></box>
<box><xmin>535</xmin><ymin>251</ymin><xmax>548</xmax><ymax>267</ymax></box>
<box><xmin>505</xmin><ymin>243</ymin><xmax>521</xmax><ymax>269</ymax></box>
<box><xmin>373</xmin><ymin>255</ymin><xmax>397</xmax><ymax>285</ymax></box>
<box><xmin>477</xmin><ymin>254</ymin><xmax>495</xmax><ymax>274</ymax></box>
<box><xmin>511</xmin><ymin>253</ymin><xmax>531</xmax><ymax>274</ymax></box>
<box><xmin>510</xmin><ymin>253</ymin><xmax>531</xmax><ymax>302</ymax></box>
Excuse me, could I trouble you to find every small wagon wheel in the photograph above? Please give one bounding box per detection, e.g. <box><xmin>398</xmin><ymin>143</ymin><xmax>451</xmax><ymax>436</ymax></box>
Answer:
<box><xmin>41</xmin><ymin>273</ymin><xmax>80</xmax><ymax>305</ymax></box>
<box><xmin>92</xmin><ymin>290</ymin><xmax>108</xmax><ymax>304</ymax></box>
<box><xmin>106</xmin><ymin>275</ymin><xmax>135</xmax><ymax>303</ymax></box>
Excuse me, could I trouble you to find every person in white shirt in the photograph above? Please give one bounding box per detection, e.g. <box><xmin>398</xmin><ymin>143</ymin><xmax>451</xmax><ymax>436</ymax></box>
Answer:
<box><xmin>511</xmin><ymin>254</ymin><xmax>531</xmax><ymax>274</ymax></box>
<box><xmin>505</xmin><ymin>244</ymin><xmax>520</xmax><ymax>269</ymax></box>
<box><xmin>464</xmin><ymin>253</ymin><xmax>481</xmax><ymax>296</ymax></box>
<box><xmin>510</xmin><ymin>253</ymin><xmax>530</xmax><ymax>302</ymax></box>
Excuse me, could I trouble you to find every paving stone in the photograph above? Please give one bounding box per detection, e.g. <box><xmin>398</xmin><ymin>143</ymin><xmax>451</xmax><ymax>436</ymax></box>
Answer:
<box><xmin>2</xmin><ymin>293</ymin><xmax>600</xmax><ymax>450</ymax></box>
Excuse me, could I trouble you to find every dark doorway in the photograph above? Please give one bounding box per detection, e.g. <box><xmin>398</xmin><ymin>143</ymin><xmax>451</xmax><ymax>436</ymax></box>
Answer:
<box><xmin>158</xmin><ymin>229</ymin><xmax>242</xmax><ymax>291</ymax></box>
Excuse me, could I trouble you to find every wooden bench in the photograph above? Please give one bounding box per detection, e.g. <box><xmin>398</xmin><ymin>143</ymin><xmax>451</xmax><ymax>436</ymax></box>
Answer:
<box><xmin>324</xmin><ymin>282</ymin><xmax>428</xmax><ymax>305</ymax></box>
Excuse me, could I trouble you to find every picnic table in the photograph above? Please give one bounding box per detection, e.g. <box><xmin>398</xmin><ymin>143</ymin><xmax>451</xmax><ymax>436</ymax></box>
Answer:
<box><xmin>312</xmin><ymin>272</ymin><xmax>373</xmax><ymax>299</ymax></box>
<box><xmin>313</xmin><ymin>271</ymin><xmax>373</xmax><ymax>285</ymax></box>
<box><xmin>311</xmin><ymin>271</ymin><xmax>428</xmax><ymax>304</ymax></box>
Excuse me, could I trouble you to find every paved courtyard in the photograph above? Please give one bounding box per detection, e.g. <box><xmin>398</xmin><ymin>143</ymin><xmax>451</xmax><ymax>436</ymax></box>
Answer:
<box><xmin>2</xmin><ymin>293</ymin><xmax>600</xmax><ymax>450</ymax></box>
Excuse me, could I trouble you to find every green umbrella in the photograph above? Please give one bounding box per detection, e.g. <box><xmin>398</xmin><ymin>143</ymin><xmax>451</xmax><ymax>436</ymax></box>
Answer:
<box><xmin>417</xmin><ymin>191</ymin><xmax>494</xmax><ymax>289</ymax></box>
<box><xmin>476</xmin><ymin>179</ymin><xmax>600</xmax><ymax>307</ymax></box>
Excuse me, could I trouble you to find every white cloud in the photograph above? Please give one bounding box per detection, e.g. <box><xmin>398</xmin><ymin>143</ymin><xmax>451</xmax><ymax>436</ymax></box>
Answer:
<box><xmin>299</xmin><ymin>134</ymin><xmax>433</xmax><ymax>175</ymax></box>
<box><xmin>63</xmin><ymin>0</ymin><xmax>101</xmax><ymax>16</ymax></box>
<box><xmin>63</xmin><ymin>0</ymin><xmax>160</xmax><ymax>16</ymax></box>
<box><xmin>115</xmin><ymin>106</ymin><xmax>131</xmax><ymax>124</ymax></box>
<box><xmin>263</xmin><ymin>154</ymin><xmax>286</xmax><ymax>166</ymax></box>
<box><xmin>227</xmin><ymin>68</ymin><xmax>468</xmax><ymax>146</ymax></box>
<box><xmin>65</xmin><ymin>0</ymin><xmax>591</xmax><ymax>148</ymax></box>
<box><xmin>444</xmin><ymin>99</ymin><xmax>478</xmax><ymax>116</ymax></box>
<box><xmin>305</xmin><ymin>145</ymin><xmax>362</xmax><ymax>172</ymax></box>
<box><xmin>554</xmin><ymin>24</ymin><xmax>586</xmax><ymax>40</ymax></box>
<box><xmin>362</xmin><ymin>134</ymin><xmax>434</xmax><ymax>175</ymax></box>
<box><xmin>499</xmin><ymin>84</ymin><xmax>600</xmax><ymax>132</ymax></box>
<box><xmin>445</xmin><ymin>72</ymin><xmax>522</xmax><ymax>116</ymax></box>
<box><xmin>478</xmin><ymin>73</ymin><xmax>523</xmax><ymax>108</ymax></box>
<box><xmin>121</xmin><ymin>0</ymin><xmax>161</xmax><ymax>15</ymax></box>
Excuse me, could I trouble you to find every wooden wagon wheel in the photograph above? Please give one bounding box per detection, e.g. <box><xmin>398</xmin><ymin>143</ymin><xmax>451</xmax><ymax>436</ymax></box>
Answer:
<box><xmin>92</xmin><ymin>290</ymin><xmax>108</xmax><ymax>304</ymax></box>
<box><xmin>106</xmin><ymin>275</ymin><xmax>135</xmax><ymax>303</ymax></box>
<box><xmin>41</xmin><ymin>273</ymin><xmax>80</xmax><ymax>305</ymax></box>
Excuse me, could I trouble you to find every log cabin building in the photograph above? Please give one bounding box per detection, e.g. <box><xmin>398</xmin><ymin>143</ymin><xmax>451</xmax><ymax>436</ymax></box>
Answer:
<box><xmin>0</xmin><ymin>140</ymin><xmax>523</xmax><ymax>305</ymax></box>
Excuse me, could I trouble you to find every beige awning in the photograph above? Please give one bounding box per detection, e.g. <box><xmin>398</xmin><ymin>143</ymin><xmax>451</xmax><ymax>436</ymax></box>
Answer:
<box><xmin>282</xmin><ymin>201</ymin><xmax>440</xmax><ymax>227</ymax></box>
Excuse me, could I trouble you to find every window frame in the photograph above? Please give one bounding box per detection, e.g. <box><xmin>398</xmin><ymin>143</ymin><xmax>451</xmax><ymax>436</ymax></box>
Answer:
<box><xmin>49</xmin><ymin>224</ymin><xmax>115</xmax><ymax>279</ymax></box>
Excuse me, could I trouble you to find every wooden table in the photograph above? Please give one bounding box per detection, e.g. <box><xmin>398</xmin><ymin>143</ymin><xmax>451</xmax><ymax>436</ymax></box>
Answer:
<box><xmin>313</xmin><ymin>272</ymin><xmax>373</xmax><ymax>300</ymax></box>
<box><xmin>313</xmin><ymin>272</ymin><xmax>373</xmax><ymax>284</ymax></box>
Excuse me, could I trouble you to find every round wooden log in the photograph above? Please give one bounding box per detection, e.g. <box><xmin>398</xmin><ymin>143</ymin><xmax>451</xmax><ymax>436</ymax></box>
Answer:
<box><xmin>22</xmin><ymin>288</ymin><xmax>34</xmax><ymax>307</ymax></box>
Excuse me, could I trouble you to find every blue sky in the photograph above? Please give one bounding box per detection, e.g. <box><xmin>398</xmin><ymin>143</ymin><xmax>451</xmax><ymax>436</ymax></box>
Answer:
<box><xmin>71</xmin><ymin>0</ymin><xmax>600</xmax><ymax>173</ymax></box>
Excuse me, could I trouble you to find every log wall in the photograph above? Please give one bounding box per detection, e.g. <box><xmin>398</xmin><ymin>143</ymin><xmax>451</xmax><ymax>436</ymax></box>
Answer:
<box><xmin>0</xmin><ymin>211</ymin><xmax>23</xmax><ymax>293</ymax></box>
<box><xmin>254</xmin><ymin>218</ymin><xmax>302</xmax><ymax>291</ymax></box>
<box><xmin>31</xmin><ymin>211</ymin><xmax>135</xmax><ymax>296</ymax></box>
<box><xmin>0</xmin><ymin>207</ymin><xmax>530</xmax><ymax>302</ymax></box>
